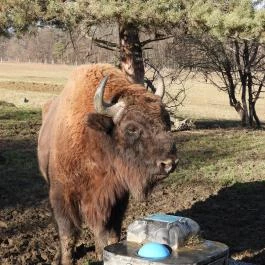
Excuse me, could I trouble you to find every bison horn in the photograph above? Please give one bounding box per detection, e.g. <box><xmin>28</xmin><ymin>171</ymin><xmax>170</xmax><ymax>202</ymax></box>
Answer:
<box><xmin>94</xmin><ymin>76</ymin><xmax>125</xmax><ymax>121</ymax></box>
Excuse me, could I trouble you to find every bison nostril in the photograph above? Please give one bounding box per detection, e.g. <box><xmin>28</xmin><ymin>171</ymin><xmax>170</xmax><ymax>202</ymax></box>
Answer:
<box><xmin>157</xmin><ymin>159</ymin><xmax>173</xmax><ymax>174</ymax></box>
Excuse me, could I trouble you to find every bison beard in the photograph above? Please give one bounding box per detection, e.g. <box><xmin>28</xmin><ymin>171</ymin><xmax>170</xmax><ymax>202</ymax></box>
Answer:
<box><xmin>38</xmin><ymin>64</ymin><xmax>178</xmax><ymax>265</ymax></box>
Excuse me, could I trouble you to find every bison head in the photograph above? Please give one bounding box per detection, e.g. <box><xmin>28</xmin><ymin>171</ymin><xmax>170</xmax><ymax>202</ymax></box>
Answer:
<box><xmin>87</xmin><ymin>76</ymin><xmax>178</xmax><ymax>201</ymax></box>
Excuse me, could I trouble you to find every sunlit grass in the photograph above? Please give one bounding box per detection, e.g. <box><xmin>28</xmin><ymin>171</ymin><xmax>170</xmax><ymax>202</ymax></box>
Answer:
<box><xmin>168</xmin><ymin>74</ymin><xmax>265</xmax><ymax>123</ymax></box>
<box><xmin>169</xmin><ymin>129</ymin><xmax>265</xmax><ymax>187</ymax></box>
<box><xmin>0</xmin><ymin>62</ymin><xmax>74</xmax><ymax>84</ymax></box>
<box><xmin>0</xmin><ymin>63</ymin><xmax>264</xmax><ymax>124</ymax></box>
<box><xmin>0</xmin><ymin>88</ymin><xmax>57</xmax><ymax>108</ymax></box>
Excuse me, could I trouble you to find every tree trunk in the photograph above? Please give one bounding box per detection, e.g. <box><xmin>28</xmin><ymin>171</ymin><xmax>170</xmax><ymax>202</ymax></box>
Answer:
<box><xmin>119</xmin><ymin>23</ymin><xmax>145</xmax><ymax>84</ymax></box>
<box><xmin>234</xmin><ymin>40</ymin><xmax>249</xmax><ymax>127</ymax></box>
<box><xmin>233</xmin><ymin>101</ymin><xmax>245</xmax><ymax>123</ymax></box>
<box><xmin>247</xmin><ymin>72</ymin><xmax>254</xmax><ymax>127</ymax></box>
<box><xmin>252</xmin><ymin>103</ymin><xmax>261</xmax><ymax>128</ymax></box>
<box><xmin>248</xmin><ymin>74</ymin><xmax>261</xmax><ymax>128</ymax></box>
<box><xmin>224</xmin><ymin>66</ymin><xmax>247</xmax><ymax>126</ymax></box>
<box><xmin>248</xmin><ymin>102</ymin><xmax>254</xmax><ymax>127</ymax></box>
<box><xmin>241</xmin><ymin>84</ymin><xmax>249</xmax><ymax>127</ymax></box>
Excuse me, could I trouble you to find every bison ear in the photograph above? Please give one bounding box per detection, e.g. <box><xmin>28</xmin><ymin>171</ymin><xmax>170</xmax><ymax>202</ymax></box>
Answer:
<box><xmin>86</xmin><ymin>113</ymin><xmax>114</xmax><ymax>133</ymax></box>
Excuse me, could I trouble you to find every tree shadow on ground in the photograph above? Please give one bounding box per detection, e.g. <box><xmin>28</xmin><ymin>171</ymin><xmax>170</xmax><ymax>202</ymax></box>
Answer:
<box><xmin>194</xmin><ymin>119</ymin><xmax>265</xmax><ymax>129</ymax></box>
<box><xmin>0</xmin><ymin>138</ymin><xmax>48</xmax><ymax>210</ymax></box>
<box><xmin>174</xmin><ymin>181</ymin><xmax>265</xmax><ymax>265</ymax></box>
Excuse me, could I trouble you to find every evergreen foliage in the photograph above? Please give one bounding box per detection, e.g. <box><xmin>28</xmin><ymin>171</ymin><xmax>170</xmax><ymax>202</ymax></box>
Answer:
<box><xmin>0</xmin><ymin>0</ymin><xmax>43</xmax><ymax>36</ymax></box>
<box><xmin>186</xmin><ymin>0</ymin><xmax>265</xmax><ymax>40</ymax></box>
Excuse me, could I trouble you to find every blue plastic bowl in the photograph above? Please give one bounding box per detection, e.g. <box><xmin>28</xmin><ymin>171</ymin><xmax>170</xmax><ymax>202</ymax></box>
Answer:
<box><xmin>138</xmin><ymin>242</ymin><xmax>171</xmax><ymax>260</ymax></box>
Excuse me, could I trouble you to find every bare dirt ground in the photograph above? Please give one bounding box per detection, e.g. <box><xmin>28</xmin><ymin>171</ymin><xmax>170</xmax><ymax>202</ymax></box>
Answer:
<box><xmin>1</xmin><ymin>116</ymin><xmax>265</xmax><ymax>265</ymax></box>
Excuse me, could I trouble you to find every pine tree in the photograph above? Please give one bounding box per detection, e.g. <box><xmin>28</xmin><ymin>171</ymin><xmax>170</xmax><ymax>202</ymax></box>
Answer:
<box><xmin>0</xmin><ymin>0</ymin><xmax>43</xmax><ymax>36</ymax></box>
<box><xmin>45</xmin><ymin>0</ymin><xmax>185</xmax><ymax>84</ymax></box>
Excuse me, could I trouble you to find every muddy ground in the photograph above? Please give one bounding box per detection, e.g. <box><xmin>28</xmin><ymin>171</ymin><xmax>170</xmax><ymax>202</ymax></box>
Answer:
<box><xmin>1</xmin><ymin>112</ymin><xmax>265</xmax><ymax>265</ymax></box>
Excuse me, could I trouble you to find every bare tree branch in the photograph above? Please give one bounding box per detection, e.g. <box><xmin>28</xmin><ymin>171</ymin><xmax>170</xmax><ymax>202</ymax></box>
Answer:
<box><xmin>141</xmin><ymin>35</ymin><xmax>173</xmax><ymax>47</ymax></box>
<box><xmin>93</xmin><ymin>38</ymin><xmax>118</xmax><ymax>51</ymax></box>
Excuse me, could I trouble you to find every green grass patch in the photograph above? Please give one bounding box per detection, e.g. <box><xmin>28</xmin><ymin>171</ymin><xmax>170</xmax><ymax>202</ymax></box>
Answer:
<box><xmin>0</xmin><ymin>106</ymin><xmax>40</xmax><ymax>121</ymax></box>
<box><xmin>0</xmin><ymin>105</ymin><xmax>41</xmax><ymax>137</ymax></box>
<box><xmin>169</xmin><ymin>129</ymin><xmax>265</xmax><ymax>187</ymax></box>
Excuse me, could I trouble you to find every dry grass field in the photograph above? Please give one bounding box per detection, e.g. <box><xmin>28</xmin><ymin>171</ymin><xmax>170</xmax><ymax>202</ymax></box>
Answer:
<box><xmin>0</xmin><ymin>62</ymin><xmax>74</xmax><ymax>108</ymax></box>
<box><xmin>171</xmin><ymin>75</ymin><xmax>265</xmax><ymax>123</ymax></box>
<box><xmin>0</xmin><ymin>62</ymin><xmax>74</xmax><ymax>84</ymax></box>
<box><xmin>1</xmin><ymin>62</ymin><xmax>265</xmax><ymax>265</ymax></box>
<box><xmin>0</xmin><ymin>62</ymin><xmax>264</xmax><ymax>123</ymax></box>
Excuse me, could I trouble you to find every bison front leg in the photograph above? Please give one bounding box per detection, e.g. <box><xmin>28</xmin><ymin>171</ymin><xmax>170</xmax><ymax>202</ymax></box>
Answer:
<box><xmin>92</xmin><ymin>194</ymin><xmax>129</xmax><ymax>260</ymax></box>
<box><xmin>94</xmin><ymin>228</ymin><xmax>120</xmax><ymax>260</ymax></box>
<box><xmin>50</xmin><ymin>188</ymin><xmax>78</xmax><ymax>265</ymax></box>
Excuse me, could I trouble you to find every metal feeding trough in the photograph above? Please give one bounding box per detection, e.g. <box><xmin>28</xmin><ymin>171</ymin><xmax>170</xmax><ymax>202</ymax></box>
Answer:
<box><xmin>103</xmin><ymin>214</ymin><xmax>229</xmax><ymax>265</ymax></box>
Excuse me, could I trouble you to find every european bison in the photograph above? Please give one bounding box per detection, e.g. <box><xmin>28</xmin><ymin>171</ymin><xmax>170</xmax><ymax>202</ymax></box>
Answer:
<box><xmin>38</xmin><ymin>64</ymin><xmax>178</xmax><ymax>265</ymax></box>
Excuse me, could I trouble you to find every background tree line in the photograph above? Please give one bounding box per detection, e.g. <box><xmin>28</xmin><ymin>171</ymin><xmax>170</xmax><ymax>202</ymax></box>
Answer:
<box><xmin>0</xmin><ymin>25</ymin><xmax>171</xmax><ymax>66</ymax></box>
<box><xmin>0</xmin><ymin>0</ymin><xmax>265</xmax><ymax>128</ymax></box>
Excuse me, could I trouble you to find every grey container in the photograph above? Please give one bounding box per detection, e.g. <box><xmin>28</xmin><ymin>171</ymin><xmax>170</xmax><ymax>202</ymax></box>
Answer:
<box><xmin>103</xmin><ymin>214</ymin><xmax>229</xmax><ymax>265</ymax></box>
<box><xmin>127</xmin><ymin>214</ymin><xmax>200</xmax><ymax>250</ymax></box>
<box><xmin>104</xmin><ymin>240</ymin><xmax>229</xmax><ymax>265</ymax></box>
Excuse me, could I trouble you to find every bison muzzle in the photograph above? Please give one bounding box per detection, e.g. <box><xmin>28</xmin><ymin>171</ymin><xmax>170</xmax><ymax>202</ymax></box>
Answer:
<box><xmin>37</xmin><ymin>64</ymin><xmax>178</xmax><ymax>265</ymax></box>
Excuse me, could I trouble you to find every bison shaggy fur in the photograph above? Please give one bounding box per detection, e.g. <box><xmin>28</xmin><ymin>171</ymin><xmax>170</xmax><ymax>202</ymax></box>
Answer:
<box><xmin>38</xmin><ymin>64</ymin><xmax>177</xmax><ymax>265</ymax></box>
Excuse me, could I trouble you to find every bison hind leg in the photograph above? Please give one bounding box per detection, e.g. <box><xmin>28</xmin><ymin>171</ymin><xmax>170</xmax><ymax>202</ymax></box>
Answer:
<box><xmin>50</xmin><ymin>187</ymin><xmax>80</xmax><ymax>265</ymax></box>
